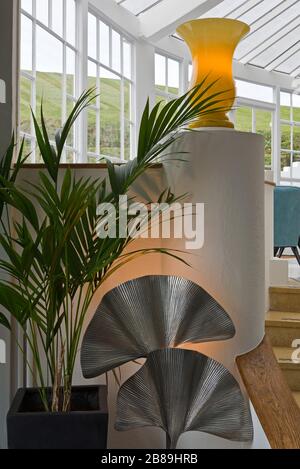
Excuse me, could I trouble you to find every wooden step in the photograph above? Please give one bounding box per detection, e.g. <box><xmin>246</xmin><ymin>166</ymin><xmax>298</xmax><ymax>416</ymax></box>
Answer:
<box><xmin>270</xmin><ymin>286</ymin><xmax>300</xmax><ymax>313</ymax></box>
<box><xmin>273</xmin><ymin>346</ymin><xmax>300</xmax><ymax>391</ymax></box>
<box><xmin>266</xmin><ymin>311</ymin><xmax>300</xmax><ymax>346</ymax></box>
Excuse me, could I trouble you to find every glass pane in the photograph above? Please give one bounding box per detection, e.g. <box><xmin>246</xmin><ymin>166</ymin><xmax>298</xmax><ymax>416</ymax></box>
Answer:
<box><xmin>236</xmin><ymin>80</ymin><xmax>273</xmax><ymax>103</ymax></box>
<box><xmin>52</xmin><ymin>0</ymin><xmax>63</xmax><ymax>37</ymax></box>
<box><xmin>280</xmin><ymin>92</ymin><xmax>291</xmax><ymax>121</ymax></box>
<box><xmin>88</xmin><ymin>61</ymin><xmax>97</xmax><ymax>106</ymax></box>
<box><xmin>112</xmin><ymin>30</ymin><xmax>121</xmax><ymax>73</ymax></box>
<box><xmin>256</xmin><ymin>110</ymin><xmax>272</xmax><ymax>169</ymax></box>
<box><xmin>293</xmin><ymin>94</ymin><xmax>300</xmax><ymax>123</ymax></box>
<box><xmin>66</xmin><ymin>47</ymin><xmax>75</xmax><ymax>96</ymax></box>
<box><xmin>66</xmin><ymin>99</ymin><xmax>74</xmax><ymax>145</ymax></box>
<box><xmin>66</xmin><ymin>0</ymin><xmax>76</xmax><ymax>45</ymax></box>
<box><xmin>123</xmin><ymin>39</ymin><xmax>131</xmax><ymax>79</ymax></box>
<box><xmin>36</xmin><ymin>0</ymin><xmax>49</xmax><ymax>26</ymax></box>
<box><xmin>281</xmin><ymin>125</ymin><xmax>291</xmax><ymax>150</ymax></box>
<box><xmin>99</xmin><ymin>21</ymin><xmax>110</xmax><ymax>66</ymax></box>
<box><xmin>124</xmin><ymin>120</ymin><xmax>131</xmax><ymax>160</ymax></box>
<box><xmin>36</xmin><ymin>26</ymin><xmax>63</xmax><ymax>140</ymax></box>
<box><xmin>88</xmin><ymin>13</ymin><xmax>97</xmax><ymax>59</ymax></box>
<box><xmin>124</xmin><ymin>80</ymin><xmax>131</xmax><ymax>122</ymax></box>
<box><xmin>20</xmin><ymin>75</ymin><xmax>31</xmax><ymax>134</ymax></box>
<box><xmin>87</xmin><ymin>109</ymin><xmax>97</xmax><ymax>154</ymax></box>
<box><xmin>100</xmin><ymin>68</ymin><xmax>121</xmax><ymax>158</ymax></box>
<box><xmin>294</xmin><ymin>126</ymin><xmax>300</xmax><ymax>152</ymax></box>
<box><xmin>66</xmin><ymin>150</ymin><xmax>75</xmax><ymax>163</ymax></box>
<box><xmin>235</xmin><ymin>107</ymin><xmax>252</xmax><ymax>132</ymax></box>
<box><xmin>21</xmin><ymin>15</ymin><xmax>32</xmax><ymax>73</ymax></box>
<box><xmin>21</xmin><ymin>0</ymin><xmax>32</xmax><ymax>14</ymax></box>
<box><xmin>88</xmin><ymin>154</ymin><xmax>98</xmax><ymax>163</ymax></box>
<box><xmin>22</xmin><ymin>138</ymin><xmax>33</xmax><ymax>162</ymax></box>
<box><xmin>167</xmin><ymin>58</ymin><xmax>179</xmax><ymax>94</ymax></box>
<box><xmin>155</xmin><ymin>54</ymin><xmax>166</xmax><ymax>89</ymax></box>
<box><xmin>281</xmin><ymin>152</ymin><xmax>291</xmax><ymax>172</ymax></box>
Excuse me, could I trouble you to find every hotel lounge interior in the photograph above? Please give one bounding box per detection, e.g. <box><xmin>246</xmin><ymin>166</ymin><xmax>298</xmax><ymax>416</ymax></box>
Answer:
<box><xmin>1</xmin><ymin>0</ymin><xmax>300</xmax><ymax>452</ymax></box>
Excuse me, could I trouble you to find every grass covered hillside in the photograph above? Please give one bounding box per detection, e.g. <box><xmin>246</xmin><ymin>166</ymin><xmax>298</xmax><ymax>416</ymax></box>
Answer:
<box><xmin>20</xmin><ymin>73</ymin><xmax>299</xmax><ymax>167</ymax></box>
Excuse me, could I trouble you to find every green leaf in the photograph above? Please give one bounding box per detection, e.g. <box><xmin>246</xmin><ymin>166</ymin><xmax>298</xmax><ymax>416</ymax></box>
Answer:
<box><xmin>0</xmin><ymin>312</ymin><xmax>10</xmax><ymax>330</ymax></box>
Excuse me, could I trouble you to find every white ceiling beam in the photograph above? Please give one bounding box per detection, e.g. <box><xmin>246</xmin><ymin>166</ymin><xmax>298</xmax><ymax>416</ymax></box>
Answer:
<box><xmin>291</xmin><ymin>66</ymin><xmax>300</xmax><ymax>78</ymax></box>
<box><xmin>89</xmin><ymin>0</ymin><xmax>140</xmax><ymax>38</ymax></box>
<box><xmin>233</xmin><ymin>61</ymin><xmax>295</xmax><ymax>90</ymax></box>
<box><xmin>0</xmin><ymin>79</ymin><xmax>5</xmax><ymax>103</ymax></box>
<box><xmin>154</xmin><ymin>36</ymin><xmax>191</xmax><ymax>61</ymax></box>
<box><xmin>138</xmin><ymin>0</ymin><xmax>223</xmax><ymax>42</ymax></box>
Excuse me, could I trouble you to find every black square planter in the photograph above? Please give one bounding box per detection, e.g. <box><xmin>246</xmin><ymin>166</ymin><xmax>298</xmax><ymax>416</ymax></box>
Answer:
<box><xmin>7</xmin><ymin>385</ymin><xmax>108</xmax><ymax>449</ymax></box>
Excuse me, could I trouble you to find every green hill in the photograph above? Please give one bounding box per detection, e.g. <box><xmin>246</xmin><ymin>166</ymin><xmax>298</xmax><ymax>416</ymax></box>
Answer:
<box><xmin>20</xmin><ymin>72</ymin><xmax>298</xmax><ymax>168</ymax></box>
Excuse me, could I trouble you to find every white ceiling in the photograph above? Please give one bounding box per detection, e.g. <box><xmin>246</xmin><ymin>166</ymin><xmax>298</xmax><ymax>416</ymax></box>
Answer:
<box><xmin>114</xmin><ymin>0</ymin><xmax>300</xmax><ymax>78</ymax></box>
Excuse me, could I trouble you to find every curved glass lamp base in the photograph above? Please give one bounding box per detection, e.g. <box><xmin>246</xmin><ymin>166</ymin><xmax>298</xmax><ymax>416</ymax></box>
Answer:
<box><xmin>190</xmin><ymin>117</ymin><xmax>234</xmax><ymax>129</ymax></box>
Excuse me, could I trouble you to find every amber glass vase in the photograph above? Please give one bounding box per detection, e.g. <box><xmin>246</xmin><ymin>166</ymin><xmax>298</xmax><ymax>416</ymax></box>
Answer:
<box><xmin>177</xmin><ymin>18</ymin><xmax>250</xmax><ymax>128</ymax></box>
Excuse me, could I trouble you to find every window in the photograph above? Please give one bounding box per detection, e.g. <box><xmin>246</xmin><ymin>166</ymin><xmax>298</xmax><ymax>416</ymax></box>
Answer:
<box><xmin>87</xmin><ymin>11</ymin><xmax>134</xmax><ymax>162</ymax></box>
<box><xmin>235</xmin><ymin>106</ymin><xmax>273</xmax><ymax>169</ymax></box>
<box><xmin>234</xmin><ymin>79</ymin><xmax>274</xmax><ymax>170</ymax></box>
<box><xmin>236</xmin><ymin>80</ymin><xmax>274</xmax><ymax>103</ymax></box>
<box><xmin>280</xmin><ymin>92</ymin><xmax>300</xmax><ymax>184</ymax></box>
<box><xmin>20</xmin><ymin>0</ymin><xmax>78</xmax><ymax>163</ymax></box>
<box><xmin>155</xmin><ymin>53</ymin><xmax>181</xmax><ymax>107</ymax></box>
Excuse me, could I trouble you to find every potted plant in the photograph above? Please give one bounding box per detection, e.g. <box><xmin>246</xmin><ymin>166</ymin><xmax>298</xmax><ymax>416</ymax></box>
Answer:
<box><xmin>0</xmin><ymin>82</ymin><xmax>225</xmax><ymax>449</ymax></box>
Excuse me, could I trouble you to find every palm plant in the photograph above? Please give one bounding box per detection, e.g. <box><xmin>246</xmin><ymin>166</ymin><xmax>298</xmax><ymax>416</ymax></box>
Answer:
<box><xmin>0</xmin><ymin>80</ymin><xmax>227</xmax><ymax>413</ymax></box>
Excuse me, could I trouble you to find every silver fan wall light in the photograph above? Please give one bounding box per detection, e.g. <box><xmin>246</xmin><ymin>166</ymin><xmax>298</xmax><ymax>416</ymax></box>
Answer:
<box><xmin>81</xmin><ymin>275</ymin><xmax>253</xmax><ymax>448</ymax></box>
<box><xmin>115</xmin><ymin>349</ymin><xmax>254</xmax><ymax>449</ymax></box>
<box><xmin>81</xmin><ymin>275</ymin><xmax>236</xmax><ymax>378</ymax></box>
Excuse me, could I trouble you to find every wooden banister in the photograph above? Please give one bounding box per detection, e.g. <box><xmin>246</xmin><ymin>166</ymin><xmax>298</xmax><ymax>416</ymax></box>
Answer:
<box><xmin>236</xmin><ymin>335</ymin><xmax>300</xmax><ymax>449</ymax></box>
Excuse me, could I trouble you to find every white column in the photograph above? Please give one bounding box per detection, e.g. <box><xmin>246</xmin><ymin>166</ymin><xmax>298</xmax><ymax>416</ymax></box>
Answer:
<box><xmin>273</xmin><ymin>86</ymin><xmax>281</xmax><ymax>185</ymax></box>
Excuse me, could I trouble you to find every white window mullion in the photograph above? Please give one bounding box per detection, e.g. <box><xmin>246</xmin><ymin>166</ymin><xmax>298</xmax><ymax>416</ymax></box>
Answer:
<box><xmin>120</xmin><ymin>77</ymin><xmax>125</xmax><ymax>160</ymax></box>
<box><xmin>48</xmin><ymin>0</ymin><xmax>52</xmax><ymax>30</ymax></box>
<box><xmin>31</xmin><ymin>0</ymin><xmax>37</xmax><ymax>163</ymax></box>
<box><xmin>96</xmin><ymin>65</ymin><xmax>100</xmax><ymax>157</ymax></box>
<box><xmin>130</xmin><ymin>42</ymin><xmax>136</xmax><ymax>159</ymax></box>
<box><xmin>76</xmin><ymin>0</ymin><xmax>88</xmax><ymax>162</ymax></box>
<box><xmin>120</xmin><ymin>34</ymin><xmax>125</xmax><ymax>160</ymax></box>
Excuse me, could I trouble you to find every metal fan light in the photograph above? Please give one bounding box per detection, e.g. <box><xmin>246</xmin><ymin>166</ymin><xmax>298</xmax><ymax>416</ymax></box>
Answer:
<box><xmin>115</xmin><ymin>348</ymin><xmax>254</xmax><ymax>449</ymax></box>
<box><xmin>81</xmin><ymin>275</ymin><xmax>235</xmax><ymax>378</ymax></box>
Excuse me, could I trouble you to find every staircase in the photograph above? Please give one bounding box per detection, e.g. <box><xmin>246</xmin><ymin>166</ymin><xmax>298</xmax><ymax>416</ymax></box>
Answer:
<box><xmin>266</xmin><ymin>286</ymin><xmax>300</xmax><ymax>406</ymax></box>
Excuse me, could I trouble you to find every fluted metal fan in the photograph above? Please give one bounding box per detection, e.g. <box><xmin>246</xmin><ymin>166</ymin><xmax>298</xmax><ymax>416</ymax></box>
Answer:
<box><xmin>115</xmin><ymin>348</ymin><xmax>253</xmax><ymax>449</ymax></box>
<box><xmin>81</xmin><ymin>275</ymin><xmax>235</xmax><ymax>378</ymax></box>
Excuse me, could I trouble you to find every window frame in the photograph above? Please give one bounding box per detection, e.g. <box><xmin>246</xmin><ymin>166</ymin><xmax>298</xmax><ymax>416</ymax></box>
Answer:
<box><xmin>280</xmin><ymin>91</ymin><xmax>300</xmax><ymax>185</ymax></box>
<box><xmin>20</xmin><ymin>0</ymin><xmax>79</xmax><ymax>163</ymax></box>
<box><xmin>154</xmin><ymin>51</ymin><xmax>182</xmax><ymax>104</ymax></box>
<box><xmin>86</xmin><ymin>7</ymin><xmax>135</xmax><ymax>162</ymax></box>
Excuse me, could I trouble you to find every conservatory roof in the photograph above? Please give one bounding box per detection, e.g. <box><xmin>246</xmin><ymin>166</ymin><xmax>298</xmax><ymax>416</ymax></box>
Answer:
<box><xmin>114</xmin><ymin>0</ymin><xmax>300</xmax><ymax>78</ymax></box>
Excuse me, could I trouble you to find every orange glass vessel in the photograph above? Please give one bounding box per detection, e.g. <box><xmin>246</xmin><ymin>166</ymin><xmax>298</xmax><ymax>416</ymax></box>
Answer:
<box><xmin>177</xmin><ymin>18</ymin><xmax>250</xmax><ymax>128</ymax></box>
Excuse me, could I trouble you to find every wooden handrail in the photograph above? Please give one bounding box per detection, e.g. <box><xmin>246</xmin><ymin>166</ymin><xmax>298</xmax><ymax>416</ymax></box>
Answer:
<box><xmin>236</xmin><ymin>335</ymin><xmax>300</xmax><ymax>449</ymax></box>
